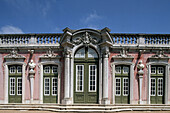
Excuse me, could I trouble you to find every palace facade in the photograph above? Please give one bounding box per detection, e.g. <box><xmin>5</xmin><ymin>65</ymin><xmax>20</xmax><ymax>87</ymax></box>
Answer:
<box><xmin>0</xmin><ymin>27</ymin><xmax>169</xmax><ymax>105</ymax></box>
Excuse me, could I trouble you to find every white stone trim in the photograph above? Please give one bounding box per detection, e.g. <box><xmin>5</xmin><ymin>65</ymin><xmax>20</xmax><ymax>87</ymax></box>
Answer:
<box><xmin>39</xmin><ymin>60</ymin><xmax>61</xmax><ymax>104</ymax></box>
<box><xmin>111</xmin><ymin>61</ymin><xmax>134</xmax><ymax>104</ymax></box>
<box><xmin>147</xmin><ymin>62</ymin><xmax>169</xmax><ymax>104</ymax></box>
<box><xmin>3</xmin><ymin>61</ymin><xmax>26</xmax><ymax>104</ymax></box>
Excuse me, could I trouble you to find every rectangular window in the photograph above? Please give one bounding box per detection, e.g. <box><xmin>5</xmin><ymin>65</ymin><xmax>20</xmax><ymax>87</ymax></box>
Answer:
<box><xmin>44</xmin><ymin>66</ymin><xmax>50</xmax><ymax>73</ymax></box>
<box><xmin>150</xmin><ymin>78</ymin><xmax>156</xmax><ymax>96</ymax></box>
<box><xmin>17</xmin><ymin>66</ymin><xmax>22</xmax><ymax>73</ymax></box>
<box><xmin>52</xmin><ymin>77</ymin><xmax>58</xmax><ymax>96</ymax></box>
<box><xmin>151</xmin><ymin>67</ymin><xmax>156</xmax><ymax>74</ymax></box>
<box><xmin>17</xmin><ymin>77</ymin><xmax>22</xmax><ymax>95</ymax></box>
<box><xmin>115</xmin><ymin>66</ymin><xmax>121</xmax><ymax>73</ymax></box>
<box><xmin>123</xmin><ymin>78</ymin><xmax>129</xmax><ymax>96</ymax></box>
<box><xmin>123</xmin><ymin>66</ymin><xmax>129</xmax><ymax>73</ymax></box>
<box><xmin>10</xmin><ymin>78</ymin><xmax>15</xmax><ymax>95</ymax></box>
<box><xmin>115</xmin><ymin>78</ymin><xmax>121</xmax><ymax>96</ymax></box>
<box><xmin>158</xmin><ymin>67</ymin><xmax>164</xmax><ymax>74</ymax></box>
<box><xmin>157</xmin><ymin>78</ymin><xmax>163</xmax><ymax>96</ymax></box>
<box><xmin>44</xmin><ymin>78</ymin><xmax>50</xmax><ymax>95</ymax></box>
<box><xmin>10</xmin><ymin>66</ymin><xmax>16</xmax><ymax>73</ymax></box>
<box><xmin>76</xmin><ymin>65</ymin><xmax>84</xmax><ymax>92</ymax></box>
<box><xmin>52</xmin><ymin>66</ymin><xmax>58</xmax><ymax>74</ymax></box>
<box><xmin>89</xmin><ymin>65</ymin><xmax>97</xmax><ymax>92</ymax></box>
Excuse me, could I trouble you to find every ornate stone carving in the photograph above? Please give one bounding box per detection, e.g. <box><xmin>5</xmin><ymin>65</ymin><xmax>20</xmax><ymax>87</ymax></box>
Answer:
<box><xmin>137</xmin><ymin>60</ymin><xmax>145</xmax><ymax>76</ymax></box>
<box><xmin>72</xmin><ymin>32</ymin><xmax>98</xmax><ymax>46</ymax></box>
<box><xmin>113</xmin><ymin>48</ymin><xmax>133</xmax><ymax>59</ymax></box>
<box><xmin>39</xmin><ymin>48</ymin><xmax>60</xmax><ymax>58</ymax></box>
<box><xmin>150</xmin><ymin>49</ymin><xmax>168</xmax><ymax>58</ymax></box>
<box><xmin>4</xmin><ymin>48</ymin><xmax>25</xmax><ymax>59</ymax></box>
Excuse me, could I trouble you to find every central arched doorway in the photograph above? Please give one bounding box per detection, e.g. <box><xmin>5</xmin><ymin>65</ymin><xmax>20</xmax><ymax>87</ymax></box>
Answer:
<box><xmin>74</xmin><ymin>47</ymin><xmax>99</xmax><ymax>103</ymax></box>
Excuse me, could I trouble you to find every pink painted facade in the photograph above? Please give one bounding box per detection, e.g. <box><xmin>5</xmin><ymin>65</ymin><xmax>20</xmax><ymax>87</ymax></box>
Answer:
<box><xmin>0</xmin><ymin>28</ymin><xmax>169</xmax><ymax>105</ymax></box>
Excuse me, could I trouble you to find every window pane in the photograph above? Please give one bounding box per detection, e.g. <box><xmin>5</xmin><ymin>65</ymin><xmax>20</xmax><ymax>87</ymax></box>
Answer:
<box><xmin>76</xmin><ymin>65</ymin><xmax>84</xmax><ymax>92</ymax></box>
<box><xmin>89</xmin><ymin>65</ymin><xmax>97</xmax><ymax>92</ymax></box>
<box><xmin>115</xmin><ymin>66</ymin><xmax>121</xmax><ymax>73</ymax></box>
<box><xmin>44</xmin><ymin>66</ymin><xmax>50</xmax><ymax>73</ymax></box>
<box><xmin>115</xmin><ymin>78</ymin><xmax>121</xmax><ymax>96</ymax></box>
<box><xmin>10</xmin><ymin>66</ymin><xmax>16</xmax><ymax>73</ymax></box>
<box><xmin>10</xmin><ymin>78</ymin><xmax>15</xmax><ymax>95</ymax></box>
<box><xmin>75</xmin><ymin>48</ymin><xmax>85</xmax><ymax>58</ymax></box>
<box><xmin>123</xmin><ymin>66</ymin><xmax>129</xmax><ymax>73</ymax></box>
<box><xmin>88</xmin><ymin>48</ymin><xmax>98</xmax><ymax>58</ymax></box>
<box><xmin>17</xmin><ymin>78</ymin><xmax>22</xmax><ymax>95</ymax></box>
<box><xmin>150</xmin><ymin>78</ymin><xmax>156</xmax><ymax>96</ymax></box>
<box><xmin>123</xmin><ymin>78</ymin><xmax>129</xmax><ymax>96</ymax></box>
<box><xmin>158</xmin><ymin>78</ymin><xmax>163</xmax><ymax>96</ymax></box>
<box><xmin>151</xmin><ymin>67</ymin><xmax>156</xmax><ymax>74</ymax></box>
<box><xmin>158</xmin><ymin>67</ymin><xmax>164</xmax><ymax>74</ymax></box>
<box><xmin>44</xmin><ymin>78</ymin><xmax>50</xmax><ymax>95</ymax></box>
<box><xmin>52</xmin><ymin>77</ymin><xmax>58</xmax><ymax>95</ymax></box>
<box><xmin>17</xmin><ymin>66</ymin><xmax>22</xmax><ymax>73</ymax></box>
<box><xmin>52</xmin><ymin>66</ymin><xmax>58</xmax><ymax>74</ymax></box>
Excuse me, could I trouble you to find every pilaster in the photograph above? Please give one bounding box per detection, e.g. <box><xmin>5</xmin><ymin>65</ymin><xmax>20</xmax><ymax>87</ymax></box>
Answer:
<box><xmin>101</xmin><ymin>46</ymin><xmax>110</xmax><ymax>104</ymax></box>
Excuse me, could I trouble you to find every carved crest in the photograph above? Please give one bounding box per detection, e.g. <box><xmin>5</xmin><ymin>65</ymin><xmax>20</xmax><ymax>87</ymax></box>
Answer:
<box><xmin>150</xmin><ymin>49</ymin><xmax>168</xmax><ymax>58</ymax></box>
<box><xmin>72</xmin><ymin>32</ymin><xmax>98</xmax><ymax>46</ymax></box>
<box><xmin>113</xmin><ymin>48</ymin><xmax>133</xmax><ymax>59</ymax></box>
<box><xmin>4</xmin><ymin>48</ymin><xmax>25</xmax><ymax>59</ymax></box>
<box><xmin>39</xmin><ymin>48</ymin><xmax>60</xmax><ymax>58</ymax></box>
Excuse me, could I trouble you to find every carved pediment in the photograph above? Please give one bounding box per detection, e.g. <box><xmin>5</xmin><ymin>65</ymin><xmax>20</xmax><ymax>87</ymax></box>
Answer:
<box><xmin>112</xmin><ymin>48</ymin><xmax>134</xmax><ymax>59</ymax></box>
<box><xmin>4</xmin><ymin>49</ymin><xmax>25</xmax><ymax>59</ymax></box>
<box><xmin>72</xmin><ymin>32</ymin><xmax>99</xmax><ymax>46</ymax></box>
<box><xmin>149</xmin><ymin>50</ymin><xmax>169</xmax><ymax>59</ymax></box>
<box><xmin>39</xmin><ymin>48</ymin><xmax>61</xmax><ymax>59</ymax></box>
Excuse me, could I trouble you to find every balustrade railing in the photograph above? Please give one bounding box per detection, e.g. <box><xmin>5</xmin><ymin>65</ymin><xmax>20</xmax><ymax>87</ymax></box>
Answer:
<box><xmin>0</xmin><ymin>34</ymin><xmax>61</xmax><ymax>47</ymax></box>
<box><xmin>0</xmin><ymin>35</ymin><xmax>30</xmax><ymax>45</ymax></box>
<box><xmin>112</xmin><ymin>34</ymin><xmax>138</xmax><ymax>45</ymax></box>
<box><xmin>144</xmin><ymin>35</ymin><xmax>170</xmax><ymax>45</ymax></box>
<box><xmin>111</xmin><ymin>34</ymin><xmax>170</xmax><ymax>47</ymax></box>
<box><xmin>36</xmin><ymin>34</ymin><xmax>61</xmax><ymax>45</ymax></box>
<box><xmin>0</xmin><ymin>33</ymin><xmax>169</xmax><ymax>48</ymax></box>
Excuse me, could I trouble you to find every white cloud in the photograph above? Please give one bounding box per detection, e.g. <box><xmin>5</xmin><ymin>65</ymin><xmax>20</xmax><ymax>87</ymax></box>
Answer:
<box><xmin>84</xmin><ymin>11</ymin><xmax>102</xmax><ymax>23</ymax></box>
<box><xmin>0</xmin><ymin>25</ymin><xmax>24</xmax><ymax>34</ymax></box>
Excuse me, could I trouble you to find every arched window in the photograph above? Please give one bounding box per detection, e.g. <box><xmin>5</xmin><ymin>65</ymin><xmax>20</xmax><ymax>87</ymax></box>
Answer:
<box><xmin>75</xmin><ymin>47</ymin><xmax>85</xmax><ymax>58</ymax></box>
<box><xmin>88</xmin><ymin>48</ymin><xmax>98</xmax><ymax>58</ymax></box>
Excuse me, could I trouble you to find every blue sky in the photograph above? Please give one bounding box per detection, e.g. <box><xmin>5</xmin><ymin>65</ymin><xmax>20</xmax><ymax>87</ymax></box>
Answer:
<box><xmin>0</xmin><ymin>0</ymin><xmax>170</xmax><ymax>34</ymax></box>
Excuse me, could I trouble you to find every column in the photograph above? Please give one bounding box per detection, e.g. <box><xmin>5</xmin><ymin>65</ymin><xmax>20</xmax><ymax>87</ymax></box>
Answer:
<box><xmin>139</xmin><ymin>75</ymin><xmax>143</xmax><ymax>104</ymax></box>
<box><xmin>62</xmin><ymin>50</ymin><xmax>72</xmax><ymax>104</ymax></box>
<box><xmin>29</xmin><ymin>73</ymin><xmax>35</xmax><ymax>103</ymax></box>
<box><xmin>102</xmin><ymin>48</ymin><xmax>110</xmax><ymax>104</ymax></box>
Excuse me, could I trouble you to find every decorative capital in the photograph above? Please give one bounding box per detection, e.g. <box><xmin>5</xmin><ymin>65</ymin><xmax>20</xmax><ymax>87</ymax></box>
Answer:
<box><xmin>63</xmin><ymin>49</ymin><xmax>72</xmax><ymax>58</ymax></box>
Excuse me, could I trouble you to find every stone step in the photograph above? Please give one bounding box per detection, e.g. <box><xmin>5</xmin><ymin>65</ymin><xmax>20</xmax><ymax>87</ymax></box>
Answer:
<box><xmin>0</xmin><ymin>104</ymin><xmax>170</xmax><ymax>112</ymax></box>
